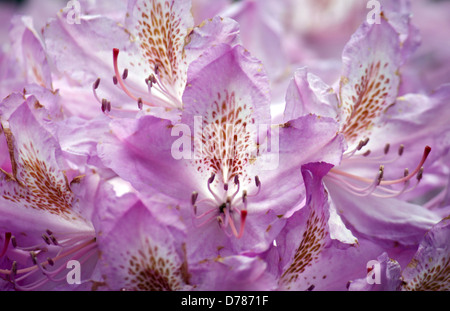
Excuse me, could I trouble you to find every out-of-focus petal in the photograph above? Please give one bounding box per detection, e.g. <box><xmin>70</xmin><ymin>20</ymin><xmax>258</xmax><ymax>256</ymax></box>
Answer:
<box><xmin>284</xmin><ymin>67</ymin><xmax>339</xmax><ymax>122</ymax></box>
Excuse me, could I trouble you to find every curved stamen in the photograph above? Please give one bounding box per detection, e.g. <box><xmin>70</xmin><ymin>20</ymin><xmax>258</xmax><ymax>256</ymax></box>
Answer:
<box><xmin>207</xmin><ymin>173</ymin><xmax>222</xmax><ymax>202</ymax></box>
<box><xmin>343</xmin><ymin>137</ymin><xmax>370</xmax><ymax>159</ymax></box>
<box><xmin>247</xmin><ymin>176</ymin><xmax>262</xmax><ymax>197</ymax></box>
<box><xmin>0</xmin><ymin>237</ymin><xmax>96</xmax><ymax>277</ymax></box>
<box><xmin>229</xmin><ymin>175</ymin><xmax>241</xmax><ymax>202</ymax></box>
<box><xmin>330</xmin><ymin>146</ymin><xmax>431</xmax><ymax>186</ymax></box>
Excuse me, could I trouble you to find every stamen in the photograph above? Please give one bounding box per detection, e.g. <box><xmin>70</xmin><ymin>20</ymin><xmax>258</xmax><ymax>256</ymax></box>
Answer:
<box><xmin>191</xmin><ymin>191</ymin><xmax>199</xmax><ymax>206</ymax></box>
<box><xmin>398</xmin><ymin>144</ymin><xmax>404</xmax><ymax>156</ymax></box>
<box><xmin>137</xmin><ymin>98</ymin><xmax>143</xmax><ymax>110</ymax></box>
<box><xmin>113</xmin><ymin>76</ymin><xmax>118</xmax><ymax>85</ymax></box>
<box><xmin>0</xmin><ymin>236</ymin><xmax>97</xmax><ymax>290</ymax></box>
<box><xmin>255</xmin><ymin>175</ymin><xmax>261</xmax><ymax>188</ymax></box>
<box><xmin>11</xmin><ymin>261</ymin><xmax>17</xmax><ymax>276</ymax></box>
<box><xmin>112</xmin><ymin>48</ymin><xmax>176</xmax><ymax>109</ymax></box>
<box><xmin>417</xmin><ymin>167</ymin><xmax>424</xmax><ymax>181</ymax></box>
<box><xmin>248</xmin><ymin>176</ymin><xmax>262</xmax><ymax>198</ymax></box>
<box><xmin>242</xmin><ymin>190</ymin><xmax>247</xmax><ymax>208</ymax></box>
<box><xmin>42</xmin><ymin>234</ymin><xmax>51</xmax><ymax>245</ymax></box>
<box><xmin>343</xmin><ymin>138</ymin><xmax>370</xmax><ymax>158</ymax></box>
<box><xmin>377</xmin><ymin>165</ymin><xmax>384</xmax><ymax>185</ymax></box>
<box><xmin>11</xmin><ymin>236</ymin><xmax>17</xmax><ymax>248</ymax></box>
<box><xmin>49</xmin><ymin>235</ymin><xmax>59</xmax><ymax>246</ymax></box>
<box><xmin>92</xmin><ymin>78</ymin><xmax>100</xmax><ymax>90</ymax></box>
<box><xmin>384</xmin><ymin>143</ymin><xmax>390</xmax><ymax>154</ymax></box>
<box><xmin>101</xmin><ymin>98</ymin><xmax>108</xmax><ymax>113</ymax></box>
<box><xmin>360</xmin><ymin>137</ymin><xmax>370</xmax><ymax>150</ymax></box>
<box><xmin>363</xmin><ymin>150</ymin><xmax>371</xmax><ymax>157</ymax></box>
<box><xmin>208</xmin><ymin>173</ymin><xmax>216</xmax><ymax>184</ymax></box>
<box><xmin>30</xmin><ymin>251</ymin><xmax>38</xmax><ymax>265</ymax></box>
<box><xmin>206</xmin><ymin>176</ymin><xmax>222</xmax><ymax>202</ymax></box>
<box><xmin>330</xmin><ymin>146</ymin><xmax>431</xmax><ymax>186</ymax></box>
<box><xmin>92</xmin><ymin>78</ymin><xmax>102</xmax><ymax>104</ymax></box>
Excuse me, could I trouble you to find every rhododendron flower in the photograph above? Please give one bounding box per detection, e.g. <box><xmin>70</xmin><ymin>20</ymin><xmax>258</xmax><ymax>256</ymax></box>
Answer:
<box><xmin>283</xmin><ymin>9</ymin><xmax>448</xmax><ymax>248</ymax></box>
<box><xmin>0</xmin><ymin>98</ymin><xmax>100</xmax><ymax>290</ymax></box>
<box><xmin>348</xmin><ymin>215</ymin><xmax>450</xmax><ymax>291</ymax></box>
<box><xmin>99</xmin><ymin>43</ymin><xmax>344</xmax><ymax>266</ymax></box>
<box><xmin>0</xmin><ymin>0</ymin><xmax>448</xmax><ymax>293</ymax></box>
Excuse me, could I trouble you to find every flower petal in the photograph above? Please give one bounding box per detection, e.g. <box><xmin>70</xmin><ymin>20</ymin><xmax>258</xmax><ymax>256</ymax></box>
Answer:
<box><xmin>284</xmin><ymin>67</ymin><xmax>339</xmax><ymax>122</ymax></box>
<box><xmin>96</xmin><ymin>191</ymin><xmax>191</xmax><ymax>291</ymax></box>
<box><xmin>98</xmin><ymin>115</ymin><xmax>201</xmax><ymax>201</ymax></box>
<box><xmin>0</xmin><ymin>102</ymin><xmax>91</xmax><ymax>236</ymax></box>
<box><xmin>124</xmin><ymin>0</ymin><xmax>194</xmax><ymax>100</ymax></box>
<box><xmin>190</xmin><ymin>255</ymin><xmax>276</xmax><ymax>291</ymax></box>
<box><xmin>401</xmin><ymin>216</ymin><xmax>450</xmax><ymax>291</ymax></box>
<box><xmin>324</xmin><ymin>174</ymin><xmax>442</xmax><ymax>247</ymax></box>
<box><xmin>339</xmin><ymin>18</ymin><xmax>402</xmax><ymax>146</ymax></box>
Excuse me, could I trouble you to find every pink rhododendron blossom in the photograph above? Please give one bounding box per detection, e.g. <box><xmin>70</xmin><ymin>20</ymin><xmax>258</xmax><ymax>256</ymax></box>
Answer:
<box><xmin>0</xmin><ymin>0</ymin><xmax>448</xmax><ymax>293</ymax></box>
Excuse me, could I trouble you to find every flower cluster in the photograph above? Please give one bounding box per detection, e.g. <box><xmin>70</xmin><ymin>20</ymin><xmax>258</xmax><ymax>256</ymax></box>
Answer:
<box><xmin>0</xmin><ymin>0</ymin><xmax>449</xmax><ymax>291</ymax></box>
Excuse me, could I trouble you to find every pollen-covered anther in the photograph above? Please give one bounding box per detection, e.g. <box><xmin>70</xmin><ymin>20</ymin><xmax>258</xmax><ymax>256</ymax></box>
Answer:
<box><xmin>101</xmin><ymin>98</ymin><xmax>110</xmax><ymax>113</ymax></box>
<box><xmin>191</xmin><ymin>191</ymin><xmax>199</xmax><ymax>215</ymax></box>
<box><xmin>92</xmin><ymin>77</ymin><xmax>106</xmax><ymax>106</ymax></box>
<box><xmin>417</xmin><ymin>167</ymin><xmax>424</xmax><ymax>181</ymax></box>
<box><xmin>122</xmin><ymin>68</ymin><xmax>128</xmax><ymax>80</ymax></box>
<box><xmin>42</xmin><ymin>234</ymin><xmax>51</xmax><ymax>245</ymax></box>
<box><xmin>398</xmin><ymin>144</ymin><xmax>404</xmax><ymax>156</ymax></box>
<box><xmin>247</xmin><ymin>175</ymin><xmax>262</xmax><ymax>198</ymax></box>
<box><xmin>376</xmin><ymin>165</ymin><xmax>384</xmax><ymax>186</ymax></box>
<box><xmin>363</xmin><ymin>150</ymin><xmax>371</xmax><ymax>157</ymax></box>
<box><xmin>92</xmin><ymin>78</ymin><xmax>100</xmax><ymax>90</ymax></box>
<box><xmin>344</xmin><ymin>137</ymin><xmax>370</xmax><ymax>159</ymax></box>
<box><xmin>404</xmin><ymin>168</ymin><xmax>409</xmax><ymax>178</ymax></box>
<box><xmin>49</xmin><ymin>235</ymin><xmax>59</xmax><ymax>246</ymax></box>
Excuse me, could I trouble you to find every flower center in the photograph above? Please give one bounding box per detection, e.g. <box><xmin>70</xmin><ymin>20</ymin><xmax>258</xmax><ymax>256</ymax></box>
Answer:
<box><xmin>190</xmin><ymin>174</ymin><xmax>261</xmax><ymax>239</ymax></box>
